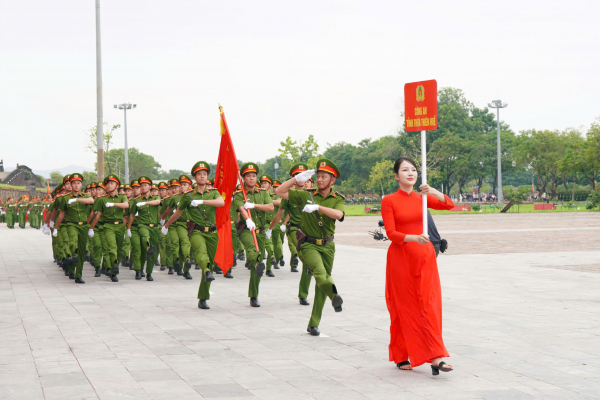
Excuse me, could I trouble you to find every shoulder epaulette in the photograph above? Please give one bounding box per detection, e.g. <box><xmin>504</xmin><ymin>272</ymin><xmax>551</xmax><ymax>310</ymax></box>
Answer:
<box><xmin>335</xmin><ymin>191</ymin><xmax>345</xmax><ymax>199</ymax></box>
<box><xmin>234</xmin><ymin>189</ymin><xmax>242</xmax><ymax>194</ymax></box>
<box><xmin>313</xmin><ymin>190</ymin><xmax>319</xmax><ymax>196</ymax></box>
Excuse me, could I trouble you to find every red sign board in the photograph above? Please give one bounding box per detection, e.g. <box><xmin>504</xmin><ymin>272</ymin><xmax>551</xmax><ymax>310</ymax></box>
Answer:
<box><xmin>404</xmin><ymin>80</ymin><xmax>438</xmax><ymax>132</ymax></box>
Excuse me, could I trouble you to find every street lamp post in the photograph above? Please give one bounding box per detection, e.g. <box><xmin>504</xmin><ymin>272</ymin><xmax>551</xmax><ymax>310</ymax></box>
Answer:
<box><xmin>487</xmin><ymin>100</ymin><xmax>508</xmax><ymax>203</ymax></box>
<box><xmin>95</xmin><ymin>0</ymin><xmax>104</xmax><ymax>181</ymax></box>
<box><xmin>274</xmin><ymin>162</ymin><xmax>279</xmax><ymax>180</ymax></box>
<box><xmin>114</xmin><ymin>103</ymin><xmax>136</xmax><ymax>183</ymax></box>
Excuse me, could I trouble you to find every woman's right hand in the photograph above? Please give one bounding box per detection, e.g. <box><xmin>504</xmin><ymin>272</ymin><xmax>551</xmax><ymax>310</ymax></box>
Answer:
<box><xmin>406</xmin><ymin>234</ymin><xmax>429</xmax><ymax>244</ymax></box>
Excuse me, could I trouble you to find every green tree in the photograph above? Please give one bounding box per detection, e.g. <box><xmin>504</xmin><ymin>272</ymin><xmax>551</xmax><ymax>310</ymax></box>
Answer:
<box><xmin>49</xmin><ymin>171</ymin><xmax>63</xmax><ymax>184</ymax></box>
<box><xmin>85</xmin><ymin>122</ymin><xmax>121</xmax><ymax>155</ymax></box>
<box><xmin>368</xmin><ymin>160</ymin><xmax>395</xmax><ymax>196</ymax></box>
<box><xmin>100</xmin><ymin>148</ymin><xmax>162</xmax><ymax>182</ymax></box>
<box><xmin>82</xmin><ymin>171</ymin><xmax>98</xmax><ymax>184</ymax></box>
<box><xmin>278</xmin><ymin>135</ymin><xmax>321</xmax><ymax>173</ymax></box>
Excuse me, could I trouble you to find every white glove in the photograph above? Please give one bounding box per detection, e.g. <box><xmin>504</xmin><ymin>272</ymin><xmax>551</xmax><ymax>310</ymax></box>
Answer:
<box><xmin>191</xmin><ymin>199</ymin><xmax>203</xmax><ymax>207</ymax></box>
<box><xmin>302</xmin><ymin>204</ymin><xmax>320</xmax><ymax>213</ymax></box>
<box><xmin>280</xmin><ymin>224</ymin><xmax>286</xmax><ymax>233</ymax></box>
<box><xmin>244</xmin><ymin>202</ymin><xmax>255</xmax><ymax>210</ymax></box>
<box><xmin>27</xmin><ymin>211</ymin><xmax>30</xmax><ymax>215</ymax></box>
<box><xmin>123</xmin><ymin>234</ymin><xmax>126</xmax><ymax>239</ymax></box>
<box><xmin>161</xmin><ymin>226</ymin><xmax>168</xmax><ymax>235</ymax></box>
<box><xmin>49</xmin><ymin>221</ymin><xmax>54</xmax><ymax>228</ymax></box>
<box><xmin>137</xmin><ymin>202</ymin><xmax>147</xmax><ymax>207</ymax></box>
<box><xmin>266</xmin><ymin>229</ymin><xmax>272</xmax><ymax>239</ymax></box>
<box><xmin>43</xmin><ymin>226</ymin><xmax>51</xmax><ymax>235</ymax></box>
<box><xmin>106</xmin><ymin>202</ymin><xmax>114</xmax><ymax>208</ymax></box>
<box><xmin>245</xmin><ymin>219</ymin><xmax>256</xmax><ymax>231</ymax></box>
<box><xmin>127</xmin><ymin>229</ymin><xmax>132</xmax><ymax>238</ymax></box>
<box><xmin>135</xmin><ymin>212</ymin><xmax>139</xmax><ymax>216</ymax></box>
<box><xmin>88</xmin><ymin>229</ymin><xmax>94</xmax><ymax>238</ymax></box>
<box><xmin>68</xmin><ymin>199</ymin><xmax>77</xmax><ymax>204</ymax></box>
<box><xmin>42</xmin><ymin>223</ymin><xmax>48</xmax><ymax>230</ymax></box>
<box><xmin>294</xmin><ymin>169</ymin><xmax>315</xmax><ymax>183</ymax></box>
<box><xmin>160</xmin><ymin>219</ymin><xmax>165</xmax><ymax>226</ymax></box>
<box><xmin>16</xmin><ymin>213</ymin><xmax>19</xmax><ymax>215</ymax></box>
<box><xmin>52</xmin><ymin>229</ymin><xmax>58</xmax><ymax>237</ymax></box>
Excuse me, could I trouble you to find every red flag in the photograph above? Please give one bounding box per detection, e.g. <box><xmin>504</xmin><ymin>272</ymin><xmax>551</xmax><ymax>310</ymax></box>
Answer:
<box><xmin>43</xmin><ymin>182</ymin><xmax>49</xmax><ymax>220</ymax></box>
<box><xmin>213</xmin><ymin>105</ymin><xmax>241</xmax><ymax>274</ymax></box>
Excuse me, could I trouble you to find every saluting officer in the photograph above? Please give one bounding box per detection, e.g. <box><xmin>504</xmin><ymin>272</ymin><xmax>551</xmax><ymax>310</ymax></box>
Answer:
<box><xmin>234</xmin><ymin>163</ymin><xmax>274</xmax><ymax>308</ymax></box>
<box><xmin>275</xmin><ymin>159</ymin><xmax>345</xmax><ymax>336</ymax></box>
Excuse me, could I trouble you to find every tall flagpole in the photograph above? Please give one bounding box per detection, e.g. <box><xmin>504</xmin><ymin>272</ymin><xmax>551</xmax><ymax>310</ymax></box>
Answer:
<box><xmin>95</xmin><ymin>0</ymin><xmax>105</xmax><ymax>181</ymax></box>
<box><xmin>421</xmin><ymin>130</ymin><xmax>428</xmax><ymax>236</ymax></box>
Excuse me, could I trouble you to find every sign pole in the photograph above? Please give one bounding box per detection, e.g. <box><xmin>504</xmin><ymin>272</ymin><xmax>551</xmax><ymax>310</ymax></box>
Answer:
<box><xmin>421</xmin><ymin>130</ymin><xmax>428</xmax><ymax>236</ymax></box>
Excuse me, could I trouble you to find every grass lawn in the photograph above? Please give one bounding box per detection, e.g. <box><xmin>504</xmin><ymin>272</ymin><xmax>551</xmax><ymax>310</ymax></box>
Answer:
<box><xmin>0</xmin><ymin>183</ymin><xmax>46</xmax><ymax>192</ymax></box>
<box><xmin>344</xmin><ymin>203</ymin><xmax>600</xmax><ymax>216</ymax></box>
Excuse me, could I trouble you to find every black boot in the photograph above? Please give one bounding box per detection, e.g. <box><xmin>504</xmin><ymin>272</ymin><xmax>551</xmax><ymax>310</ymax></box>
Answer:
<box><xmin>238</xmin><ymin>252</ymin><xmax>245</xmax><ymax>261</ymax></box>
<box><xmin>307</xmin><ymin>326</ymin><xmax>320</xmax><ymax>336</ymax></box>
<box><xmin>271</xmin><ymin>257</ymin><xmax>279</xmax><ymax>269</ymax></box>
<box><xmin>112</xmin><ymin>262</ymin><xmax>119</xmax><ymax>275</ymax></box>
<box><xmin>291</xmin><ymin>266</ymin><xmax>298</xmax><ymax>272</ymax></box>
<box><xmin>232</xmin><ymin>255</ymin><xmax>237</xmax><ymax>267</ymax></box>
<box><xmin>299</xmin><ymin>298</ymin><xmax>310</xmax><ymax>306</ymax></box>
<box><xmin>154</xmin><ymin>259</ymin><xmax>160</xmax><ymax>267</ymax></box>
<box><xmin>266</xmin><ymin>270</ymin><xmax>275</xmax><ymax>277</ymax></box>
<box><xmin>177</xmin><ymin>269</ymin><xmax>183</xmax><ymax>276</ymax></box>
<box><xmin>250</xmin><ymin>297</ymin><xmax>260</xmax><ymax>307</ymax></box>
<box><xmin>160</xmin><ymin>265</ymin><xmax>166</xmax><ymax>271</ymax></box>
<box><xmin>204</xmin><ymin>270</ymin><xmax>215</xmax><ymax>282</ymax></box>
<box><xmin>75</xmin><ymin>278</ymin><xmax>85</xmax><ymax>284</ymax></box>
<box><xmin>224</xmin><ymin>270</ymin><xmax>233</xmax><ymax>279</ymax></box>
<box><xmin>183</xmin><ymin>271</ymin><xmax>192</xmax><ymax>280</ymax></box>
<box><xmin>147</xmin><ymin>246</ymin><xmax>156</xmax><ymax>258</ymax></box>
<box><xmin>198</xmin><ymin>299</ymin><xmax>210</xmax><ymax>309</ymax></box>
<box><xmin>135</xmin><ymin>271</ymin><xmax>142</xmax><ymax>280</ymax></box>
<box><xmin>129</xmin><ymin>263</ymin><xmax>133</xmax><ymax>270</ymax></box>
<box><xmin>110</xmin><ymin>274</ymin><xmax>118</xmax><ymax>282</ymax></box>
<box><xmin>255</xmin><ymin>262</ymin><xmax>265</xmax><ymax>278</ymax></box>
<box><xmin>194</xmin><ymin>264</ymin><xmax>200</xmax><ymax>270</ymax></box>
<box><xmin>173</xmin><ymin>261</ymin><xmax>181</xmax><ymax>272</ymax></box>
<box><xmin>94</xmin><ymin>268</ymin><xmax>101</xmax><ymax>277</ymax></box>
<box><xmin>185</xmin><ymin>259</ymin><xmax>192</xmax><ymax>272</ymax></box>
<box><xmin>214</xmin><ymin>265</ymin><xmax>223</xmax><ymax>274</ymax></box>
<box><xmin>146</xmin><ymin>274</ymin><xmax>153</xmax><ymax>281</ymax></box>
<box><xmin>168</xmin><ymin>267</ymin><xmax>174</xmax><ymax>275</ymax></box>
<box><xmin>69</xmin><ymin>273</ymin><xmax>75</xmax><ymax>280</ymax></box>
<box><xmin>332</xmin><ymin>294</ymin><xmax>343</xmax><ymax>312</ymax></box>
<box><xmin>245</xmin><ymin>261</ymin><xmax>251</xmax><ymax>270</ymax></box>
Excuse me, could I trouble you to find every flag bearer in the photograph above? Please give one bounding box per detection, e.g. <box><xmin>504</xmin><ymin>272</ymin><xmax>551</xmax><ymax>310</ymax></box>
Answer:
<box><xmin>234</xmin><ymin>163</ymin><xmax>274</xmax><ymax>308</ymax></box>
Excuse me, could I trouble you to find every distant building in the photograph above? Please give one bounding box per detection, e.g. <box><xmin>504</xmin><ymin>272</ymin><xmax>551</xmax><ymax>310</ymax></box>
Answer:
<box><xmin>0</xmin><ymin>160</ymin><xmax>43</xmax><ymax>188</ymax></box>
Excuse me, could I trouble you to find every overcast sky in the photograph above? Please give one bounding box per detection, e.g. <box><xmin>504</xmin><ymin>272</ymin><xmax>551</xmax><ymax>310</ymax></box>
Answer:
<box><xmin>1</xmin><ymin>0</ymin><xmax>599</xmax><ymax>173</ymax></box>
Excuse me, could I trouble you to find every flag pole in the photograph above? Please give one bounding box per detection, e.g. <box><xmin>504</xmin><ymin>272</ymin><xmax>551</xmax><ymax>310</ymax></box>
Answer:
<box><xmin>421</xmin><ymin>130</ymin><xmax>428</xmax><ymax>236</ymax></box>
<box><xmin>237</xmin><ymin>171</ymin><xmax>259</xmax><ymax>251</ymax></box>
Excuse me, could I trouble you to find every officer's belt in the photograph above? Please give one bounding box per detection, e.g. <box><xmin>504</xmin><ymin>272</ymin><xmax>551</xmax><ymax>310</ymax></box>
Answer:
<box><xmin>67</xmin><ymin>221</ymin><xmax>87</xmax><ymax>226</ymax></box>
<box><xmin>305</xmin><ymin>234</ymin><xmax>334</xmax><ymax>246</ymax></box>
<box><xmin>99</xmin><ymin>221</ymin><xmax>123</xmax><ymax>226</ymax></box>
<box><xmin>192</xmin><ymin>223</ymin><xmax>217</xmax><ymax>233</ymax></box>
<box><xmin>287</xmin><ymin>223</ymin><xmax>301</xmax><ymax>229</ymax></box>
<box><xmin>140</xmin><ymin>223</ymin><xmax>156</xmax><ymax>227</ymax></box>
<box><xmin>242</xmin><ymin>226</ymin><xmax>265</xmax><ymax>234</ymax></box>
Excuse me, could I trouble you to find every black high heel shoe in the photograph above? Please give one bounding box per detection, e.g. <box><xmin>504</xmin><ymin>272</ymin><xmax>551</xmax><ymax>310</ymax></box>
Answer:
<box><xmin>431</xmin><ymin>361</ymin><xmax>453</xmax><ymax>375</ymax></box>
<box><xmin>396</xmin><ymin>361</ymin><xmax>412</xmax><ymax>370</ymax></box>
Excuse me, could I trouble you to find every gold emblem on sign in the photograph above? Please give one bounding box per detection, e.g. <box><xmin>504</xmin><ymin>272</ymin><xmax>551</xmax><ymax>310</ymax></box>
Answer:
<box><xmin>416</xmin><ymin>85</ymin><xmax>425</xmax><ymax>102</ymax></box>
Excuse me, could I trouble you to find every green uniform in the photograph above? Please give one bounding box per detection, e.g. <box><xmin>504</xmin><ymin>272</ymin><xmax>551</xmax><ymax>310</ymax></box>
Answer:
<box><xmin>94</xmin><ymin>193</ymin><xmax>128</xmax><ymax>273</ymax></box>
<box><xmin>158</xmin><ymin>196</ymin><xmax>173</xmax><ymax>268</ymax></box>
<box><xmin>168</xmin><ymin>193</ymin><xmax>192</xmax><ymax>271</ymax></box>
<box><xmin>59</xmin><ymin>192</ymin><xmax>92</xmax><ymax>279</ymax></box>
<box><xmin>233</xmin><ymin>186</ymin><xmax>273</xmax><ymax>298</ymax></box>
<box><xmin>121</xmin><ymin>197</ymin><xmax>132</xmax><ymax>265</ymax></box>
<box><xmin>179</xmin><ymin>187</ymin><xmax>221</xmax><ymax>299</ymax></box>
<box><xmin>6</xmin><ymin>202</ymin><xmax>17</xmax><ymax>227</ymax></box>
<box><xmin>90</xmin><ymin>199</ymin><xmax>104</xmax><ymax>270</ymax></box>
<box><xmin>53</xmin><ymin>195</ymin><xmax>72</xmax><ymax>263</ymax></box>
<box><xmin>280</xmin><ymin>193</ymin><xmax>303</xmax><ymax>268</ymax></box>
<box><xmin>288</xmin><ymin>189</ymin><xmax>345</xmax><ymax>328</ymax></box>
<box><xmin>128</xmin><ymin>196</ymin><xmax>141</xmax><ymax>271</ymax></box>
<box><xmin>129</xmin><ymin>194</ymin><xmax>160</xmax><ymax>274</ymax></box>
<box><xmin>17</xmin><ymin>202</ymin><xmax>27</xmax><ymax>228</ymax></box>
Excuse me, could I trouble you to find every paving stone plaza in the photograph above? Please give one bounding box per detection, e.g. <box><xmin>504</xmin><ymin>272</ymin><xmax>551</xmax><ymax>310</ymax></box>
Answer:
<box><xmin>1</xmin><ymin>213</ymin><xmax>599</xmax><ymax>400</ymax></box>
